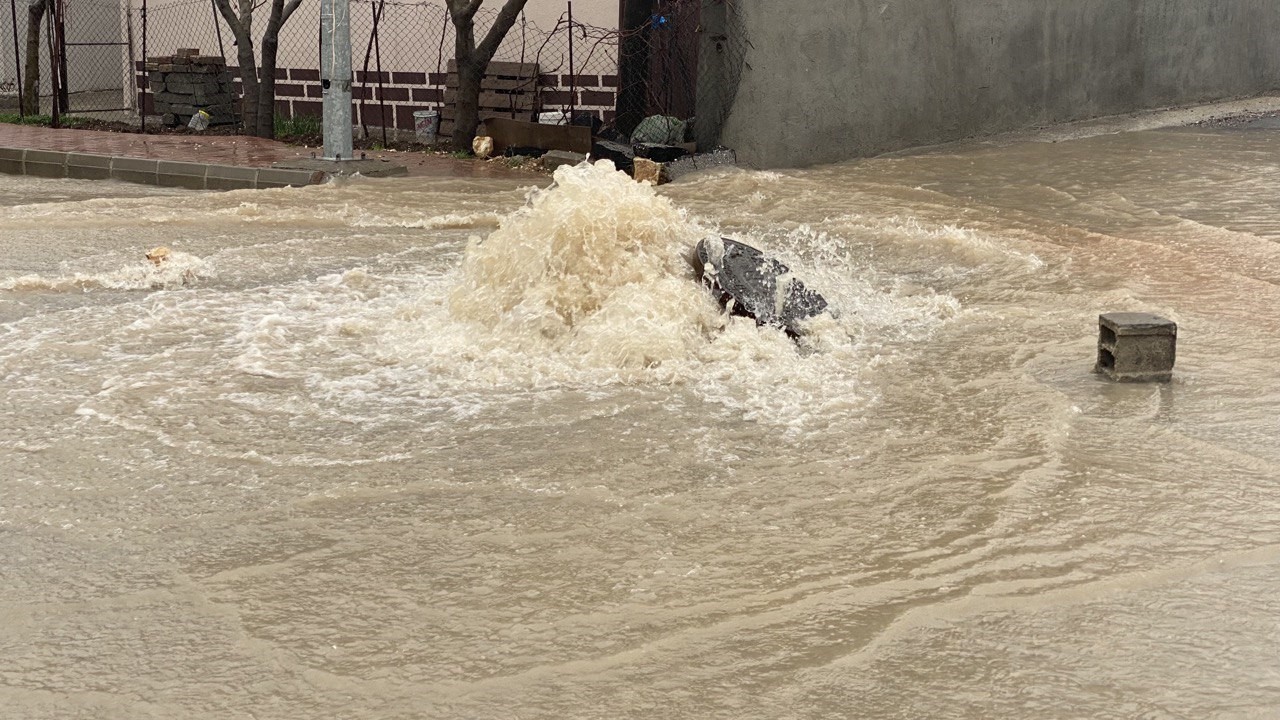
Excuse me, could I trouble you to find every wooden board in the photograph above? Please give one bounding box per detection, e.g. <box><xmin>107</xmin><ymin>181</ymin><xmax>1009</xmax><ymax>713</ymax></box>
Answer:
<box><xmin>482</xmin><ymin>117</ymin><xmax>591</xmax><ymax>155</ymax></box>
<box><xmin>443</xmin><ymin>90</ymin><xmax>536</xmax><ymax>111</ymax></box>
<box><xmin>445</xmin><ymin>76</ymin><xmax>539</xmax><ymax>92</ymax></box>
<box><xmin>447</xmin><ymin>60</ymin><xmax>538</xmax><ymax>77</ymax></box>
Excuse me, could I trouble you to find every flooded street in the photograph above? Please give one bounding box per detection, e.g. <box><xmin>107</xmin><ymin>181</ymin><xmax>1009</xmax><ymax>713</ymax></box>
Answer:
<box><xmin>3</xmin><ymin>125</ymin><xmax>1280</xmax><ymax>718</ymax></box>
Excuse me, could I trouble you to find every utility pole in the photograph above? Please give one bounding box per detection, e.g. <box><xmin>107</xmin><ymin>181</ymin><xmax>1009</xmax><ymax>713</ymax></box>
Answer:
<box><xmin>320</xmin><ymin>0</ymin><xmax>353</xmax><ymax>161</ymax></box>
<box><xmin>274</xmin><ymin>0</ymin><xmax>405</xmax><ymax>176</ymax></box>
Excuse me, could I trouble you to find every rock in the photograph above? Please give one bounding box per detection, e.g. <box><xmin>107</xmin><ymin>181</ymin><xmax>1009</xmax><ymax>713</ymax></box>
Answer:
<box><xmin>694</xmin><ymin>237</ymin><xmax>829</xmax><ymax>336</ymax></box>
<box><xmin>633</xmin><ymin>157</ymin><xmax>663</xmax><ymax>185</ymax></box>
<box><xmin>472</xmin><ymin>135</ymin><xmax>493</xmax><ymax>159</ymax></box>
<box><xmin>591</xmin><ymin>139</ymin><xmax>634</xmax><ymax>174</ymax></box>
<box><xmin>634</xmin><ymin>143</ymin><xmax>691</xmax><ymax>163</ymax></box>
<box><xmin>666</xmin><ymin>148</ymin><xmax>738</xmax><ymax>182</ymax></box>
<box><xmin>540</xmin><ymin>150</ymin><xmax>586</xmax><ymax>170</ymax></box>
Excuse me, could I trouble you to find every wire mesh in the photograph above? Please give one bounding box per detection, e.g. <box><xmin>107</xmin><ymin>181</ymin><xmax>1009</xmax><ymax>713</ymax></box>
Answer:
<box><xmin>2</xmin><ymin>0</ymin><xmax>740</xmax><ymax>146</ymax></box>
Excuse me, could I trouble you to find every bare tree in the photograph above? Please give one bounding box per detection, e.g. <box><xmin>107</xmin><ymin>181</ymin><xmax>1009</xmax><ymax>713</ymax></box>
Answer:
<box><xmin>212</xmin><ymin>0</ymin><xmax>304</xmax><ymax>138</ymax></box>
<box><xmin>20</xmin><ymin>0</ymin><xmax>48</xmax><ymax>115</ymax></box>
<box><xmin>444</xmin><ymin>0</ymin><xmax>532</xmax><ymax>152</ymax></box>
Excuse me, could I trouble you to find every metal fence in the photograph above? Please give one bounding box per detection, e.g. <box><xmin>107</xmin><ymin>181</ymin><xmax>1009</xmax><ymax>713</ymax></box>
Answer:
<box><xmin>2</xmin><ymin>0</ymin><xmax>729</xmax><ymax>145</ymax></box>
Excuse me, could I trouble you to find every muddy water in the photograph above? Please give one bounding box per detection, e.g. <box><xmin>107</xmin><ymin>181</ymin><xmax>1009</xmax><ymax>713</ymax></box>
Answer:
<box><xmin>3</xmin><ymin>126</ymin><xmax>1280</xmax><ymax>719</ymax></box>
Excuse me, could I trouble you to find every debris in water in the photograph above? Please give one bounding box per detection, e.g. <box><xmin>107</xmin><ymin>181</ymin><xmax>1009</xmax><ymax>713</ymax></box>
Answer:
<box><xmin>693</xmin><ymin>236</ymin><xmax>829</xmax><ymax>336</ymax></box>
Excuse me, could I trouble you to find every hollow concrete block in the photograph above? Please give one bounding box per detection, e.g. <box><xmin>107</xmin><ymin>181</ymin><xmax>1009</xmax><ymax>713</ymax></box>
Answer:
<box><xmin>1095</xmin><ymin>312</ymin><xmax>1177</xmax><ymax>382</ymax></box>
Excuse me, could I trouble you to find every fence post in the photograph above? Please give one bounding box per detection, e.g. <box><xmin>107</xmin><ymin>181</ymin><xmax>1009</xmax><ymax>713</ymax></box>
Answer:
<box><xmin>567</xmin><ymin>0</ymin><xmax>574</xmax><ymax>121</ymax></box>
<box><xmin>139</xmin><ymin>0</ymin><xmax>147</xmax><ymax>131</ymax></box>
<box><xmin>8</xmin><ymin>0</ymin><xmax>21</xmax><ymax>117</ymax></box>
<box><xmin>45</xmin><ymin>0</ymin><xmax>59</xmax><ymax>125</ymax></box>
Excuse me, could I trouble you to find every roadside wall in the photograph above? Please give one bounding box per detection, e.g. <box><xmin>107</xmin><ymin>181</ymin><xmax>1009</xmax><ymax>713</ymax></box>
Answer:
<box><xmin>708</xmin><ymin>0</ymin><xmax>1280</xmax><ymax>168</ymax></box>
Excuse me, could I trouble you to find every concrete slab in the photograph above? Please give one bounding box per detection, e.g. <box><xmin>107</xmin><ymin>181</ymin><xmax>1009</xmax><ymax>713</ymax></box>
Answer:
<box><xmin>65</xmin><ymin>152</ymin><xmax>113</xmax><ymax>181</ymax></box>
<box><xmin>157</xmin><ymin>160</ymin><xmax>211</xmax><ymax>190</ymax></box>
<box><xmin>205</xmin><ymin>164</ymin><xmax>260</xmax><ymax>191</ymax></box>
<box><xmin>110</xmin><ymin>156</ymin><xmax>160</xmax><ymax>185</ymax></box>
<box><xmin>271</xmin><ymin>157</ymin><xmax>408</xmax><ymax>178</ymax></box>
<box><xmin>0</xmin><ymin>147</ymin><xmax>24</xmax><ymax>175</ymax></box>
<box><xmin>24</xmin><ymin>149</ymin><xmax>68</xmax><ymax>178</ymax></box>
<box><xmin>255</xmin><ymin>167</ymin><xmax>328</xmax><ymax>189</ymax></box>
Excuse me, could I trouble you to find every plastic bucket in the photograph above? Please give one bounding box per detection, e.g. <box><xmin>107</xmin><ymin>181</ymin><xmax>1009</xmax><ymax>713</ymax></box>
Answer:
<box><xmin>413</xmin><ymin>109</ymin><xmax>440</xmax><ymax>144</ymax></box>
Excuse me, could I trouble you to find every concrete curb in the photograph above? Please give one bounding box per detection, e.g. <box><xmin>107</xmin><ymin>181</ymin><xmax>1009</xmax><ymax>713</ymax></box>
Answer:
<box><xmin>0</xmin><ymin>147</ymin><xmax>328</xmax><ymax>190</ymax></box>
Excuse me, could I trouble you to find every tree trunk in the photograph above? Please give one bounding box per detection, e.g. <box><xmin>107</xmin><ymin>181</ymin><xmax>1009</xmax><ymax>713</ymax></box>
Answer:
<box><xmin>255</xmin><ymin>0</ymin><xmax>289</xmax><ymax>138</ymax></box>
<box><xmin>232</xmin><ymin>28</ymin><xmax>258</xmax><ymax>134</ymax></box>
<box><xmin>21</xmin><ymin>0</ymin><xmax>47</xmax><ymax>115</ymax></box>
<box><xmin>446</xmin><ymin>0</ymin><xmax>532</xmax><ymax>152</ymax></box>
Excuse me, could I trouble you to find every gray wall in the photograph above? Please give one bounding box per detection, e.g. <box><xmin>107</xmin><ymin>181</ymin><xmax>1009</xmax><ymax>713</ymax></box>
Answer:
<box><xmin>707</xmin><ymin>0</ymin><xmax>1280</xmax><ymax>168</ymax></box>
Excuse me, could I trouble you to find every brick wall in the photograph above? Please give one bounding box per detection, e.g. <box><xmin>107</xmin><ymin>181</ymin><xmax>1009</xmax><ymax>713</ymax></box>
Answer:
<box><xmin>135</xmin><ymin>64</ymin><xmax>619</xmax><ymax>137</ymax></box>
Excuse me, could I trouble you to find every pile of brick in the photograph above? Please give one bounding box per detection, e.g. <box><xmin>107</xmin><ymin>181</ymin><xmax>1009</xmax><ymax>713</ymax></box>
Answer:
<box><xmin>145</xmin><ymin>49</ymin><xmax>239</xmax><ymax>127</ymax></box>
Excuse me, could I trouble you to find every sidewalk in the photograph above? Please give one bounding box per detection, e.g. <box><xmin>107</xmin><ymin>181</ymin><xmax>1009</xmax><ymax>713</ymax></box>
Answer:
<box><xmin>0</xmin><ymin>123</ymin><xmax>536</xmax><ymax>182</ymax></box>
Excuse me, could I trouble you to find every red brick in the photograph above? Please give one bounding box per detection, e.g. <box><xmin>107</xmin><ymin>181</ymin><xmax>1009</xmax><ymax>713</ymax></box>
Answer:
<box><xmin>392</xmin><ymin>71</ymin><xmax>427</xmax><ymax>85</ymax></box>
<box><xmin>356</xmin><ymin>70</ymin><xmax>390</xmax><ymax>84</ymax></box>
<box><xmin>600</xmin><ymin>74</ymin><xmax>619</xmax><ymax>87</ymax></box>
<box><xmin>412</xmin><ymin>88</ymin><xmax>443</xmax><ymax>103</ymax></box>
<box><xmin>428</xmin><ymin>72</ymin><xmax>448</xmax><ymax>85</ymax></box>
<box><xmin>561</xmin><ymin>74</ymin><xmax>598</xmax><ymax>87</ymax></box>
<box><xmin>292</xmin><ymin>100</ymin><xmax>322</xmax><ymax>117</ymax></box>
<box><xmin>541</xmin><ymin>90</ymin><xmax>574</xmax><ymax>106</ymax></box>
<box><xmin>291</xmin><ymin>68</ymin><xmax>320</xmax><ymax>81</ymax></box>
<box><xmin>580</xmin><ymin>90</ymin><xmax>615</xmax><ymax>106</ymax></box>
<box><xmin>275</xmin><ymin>99</ymin><xmax>292</xmax><ymax>116</ymax></box>
<box><xmin>378</xmin><ymin>86</ymin><xmax>410</xmax><ymax>101</ymax></box>
<box><xmin>307</xmin><ymin>84</ymin><xmax>323</xmax><ymax>98</ymax></box>
<box><xmin>360</xmin><ymin>104</ymin><xmax>393</xmax><ymax>127</ymax></box>
<box><xmin>351</xmin><ymin>86</ymin><xmax>372</xmax><ymax>100</ymax></box>
<box><xmin>275</xmin><ymin>84</ymin><xmax>305</xmax><ymax>98</ymax></box>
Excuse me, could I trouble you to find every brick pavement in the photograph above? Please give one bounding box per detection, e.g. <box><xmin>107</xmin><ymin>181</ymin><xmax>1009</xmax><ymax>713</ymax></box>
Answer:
<box><xmin>0</xmin><ymin>124</ymin><xmax>534</xmax><ymax>179</ymax></box>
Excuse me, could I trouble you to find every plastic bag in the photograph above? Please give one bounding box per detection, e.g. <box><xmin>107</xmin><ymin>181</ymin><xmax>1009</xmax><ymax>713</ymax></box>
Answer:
<box><xmin>187</xmin><ymin>110</ymin><xmax>211</xmax><ymax>131</ymax></box>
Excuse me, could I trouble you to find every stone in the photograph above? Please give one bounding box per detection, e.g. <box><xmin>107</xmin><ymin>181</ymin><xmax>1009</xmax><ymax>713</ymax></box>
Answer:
<box><xmin>590</xmin><ymin>139</ymin><xmax>634</xmax><ymax>174</ymax></box>
<box><xmin>540</xmin><ymin>150</ymin><xmax>586</xmax><ymax>170</ymax></box>
<box><xmin>694</xmin><ymin>237</ymin><xmax>829</xmax><ymax>336</ymax></box>
<box><xmin>634</xmin><ymin>142</ymin><xmax>691</xmax><ymax>163</ymax></box>
<box><xmin>472</xmin><ymin>136</ymin><xmax>493</xmax><ymax>158</ymax></box>
<box><xmin>633</xmin><ymin>157</ymin><xmax>663</xmax><ymax>185</ymax></box>
<box><xmin>1095</xmin><ymin>312</ymin><xmax>1177</xmax><ymax>382</ymax></box>
<box><xmin>665</xmin><ymin>148</ymin><xmax>738</xmax><ymax>181</ymax></box>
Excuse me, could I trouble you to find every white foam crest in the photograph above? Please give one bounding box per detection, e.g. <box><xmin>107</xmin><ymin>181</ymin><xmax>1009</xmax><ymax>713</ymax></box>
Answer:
<box><xmin>0</xmin><ymin>251</ymin><xmax>214</xmax><ymax>292</ymax></box>
<box><xmin>445</xmin><ymin>160</ymin><xmax>723</xmax><ymax>371</ymax></box>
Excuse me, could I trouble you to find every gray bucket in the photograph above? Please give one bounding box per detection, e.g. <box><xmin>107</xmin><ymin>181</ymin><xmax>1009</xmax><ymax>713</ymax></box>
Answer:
<box><xmin>413</xmin><ymin>109</ymin><xmax>440</xmax><ymax>144</ymax></box>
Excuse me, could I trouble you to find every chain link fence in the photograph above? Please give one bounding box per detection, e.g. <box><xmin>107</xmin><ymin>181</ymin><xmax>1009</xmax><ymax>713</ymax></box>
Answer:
<box><xmin>2</xmin><ymin>0</ymin><xmax>738</xmax><ymax>147</ymax></box>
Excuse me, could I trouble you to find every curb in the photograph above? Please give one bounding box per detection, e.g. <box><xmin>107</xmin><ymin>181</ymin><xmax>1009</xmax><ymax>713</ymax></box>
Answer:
<box><xmin>0</xmin><ymin>147</ymin><xmax>328</xmax><ymax>190</ymax></box>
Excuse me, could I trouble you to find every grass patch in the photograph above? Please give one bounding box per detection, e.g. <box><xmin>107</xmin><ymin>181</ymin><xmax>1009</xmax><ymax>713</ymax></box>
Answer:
<box><xmin>274</xmin><ymin>114</ymin><xmax>322</xmax><ymax>140</ymax></box>
<box><xmin>0</xmin><ymin>113</ymin><xmax>98</xmax><ymax>128</ymax></box>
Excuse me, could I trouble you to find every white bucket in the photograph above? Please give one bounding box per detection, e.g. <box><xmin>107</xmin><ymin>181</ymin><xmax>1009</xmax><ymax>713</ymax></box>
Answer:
<box><xmin>413</xmin><ymin>109</ymin><xmax>440</xmax><ymax>144</ymax></box>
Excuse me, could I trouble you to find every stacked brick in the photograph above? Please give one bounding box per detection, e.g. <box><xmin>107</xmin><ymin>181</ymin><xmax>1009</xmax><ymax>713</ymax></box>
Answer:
<box><xmin>145</xmin><ymin>49</ymin><xmax>239</xmax><ymax>127</ymax></box>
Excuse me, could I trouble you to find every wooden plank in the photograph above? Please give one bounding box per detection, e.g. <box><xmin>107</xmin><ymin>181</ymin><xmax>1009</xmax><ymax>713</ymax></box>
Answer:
<box><xmin>440</xmin><ymin>107</ymin><xmax>531</xmax><ymax>122</ymax></box>
<box><xmin>482</xmin><ymin>117</ymin><xmax>592</xmax><ymax>155</ymax></box>
<box><xmin>445</xmin><ymin>75</ymin><xmax>540</xmax><ymax>92</ymax></box>
<box><xmin>447</xmin><ymin>59</ymin><xmax>538</xmax><ymax>77</ymax></box>
<box><xmin>443</xmin><ymin>90</ymin><xmax>535</xmax><ymax>111</ymax></box>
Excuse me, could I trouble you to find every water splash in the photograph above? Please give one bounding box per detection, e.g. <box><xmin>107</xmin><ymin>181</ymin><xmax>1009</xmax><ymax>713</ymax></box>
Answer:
<box><xmin>0</xmin><ymin>250</ymin><xmax>214</xmax><ymax>292</ymax></box>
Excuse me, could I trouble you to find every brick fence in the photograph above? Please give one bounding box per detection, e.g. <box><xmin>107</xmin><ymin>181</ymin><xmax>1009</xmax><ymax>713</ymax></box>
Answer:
<box><xmin>135</xmin><ymin>64</ymin><xmax>619</xmax><ymax>139</ymax></box>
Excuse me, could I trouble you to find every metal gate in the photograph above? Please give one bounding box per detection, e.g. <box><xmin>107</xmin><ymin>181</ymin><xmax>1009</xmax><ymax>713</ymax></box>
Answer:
<box><xmin>58</xmin><ymin>0</ymin><xmax>134</xmax><ymax>117</ymax></box>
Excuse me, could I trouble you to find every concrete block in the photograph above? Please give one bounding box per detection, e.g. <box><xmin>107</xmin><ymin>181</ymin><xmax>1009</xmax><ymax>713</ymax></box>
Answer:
<box><xmin>65</xmin><ymin>152</ymin><xmax>113</xmax><ymax>180</ymax></box>
<box><xmin>157</xmin><ymin>160</ymin><xmax>210</xmax><ymax>190</ymax></box>
<box><xmin>254</xmin><ymin>167</ymin><xmax>326</xmax><ymax>189</ymax></box>
<box><xmin>110</xmin><ymin>156</ymin><xmax>160</xmax><ymax>185</ymax></box>
<box><xmin>540</xmin><ymin>150</ymin><xmax>586</xmax><ymax>170</ymax></box>
<box><xmin>204</xmin><ymin>164</ymin><xmax>259</xmax><ymax>191</ymax></box>
<box><xmin>1095</xmin><ymin>312</ymin><xmax>1177</xmax><ymax>382</ymax></box>
<box><xmin>633</xmin><ymin>157</ymin><xmax>664</xmax><ymax>184</ymax></box>
<box><xmin>0</xmin><ymin>147</ymin><xmax>24</xmax><ymax>175</ymax></box>
<box><xmin>24</xmin><ymin>149</ymin><xmax>68</xmax><ymax>178</ymax></box>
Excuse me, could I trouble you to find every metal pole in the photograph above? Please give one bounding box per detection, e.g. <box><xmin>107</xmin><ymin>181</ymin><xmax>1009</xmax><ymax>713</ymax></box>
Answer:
<box><xmin>54</xmin><ymin>0</ymin><xmax>66</xmax><ymax>110</ymax></box>
<box><xmin>9</xmin><ymin>0</ymin><xmax>22</xmax><ymax>117</ymax></box>
<box><xmin>210</xmin><ymin>0</ymin><xmax>225</xmax><ymax>60</ymax></box>
<box><xmin>567</xmin><ymin>0</ymin><xmax>574</xmax><ymax>122</ymax></box>
<box><xmin>320</xmin><ymin>0</ymin><xmax>353</xmax><ymax>160</ymax></box>
<box><xmin>140</xmin><ymin>0</ymin><xmax>147</xmax><ymax>131</ymax></box>
<box><xmin>372</xmin><ymin>0</ymin><xmax>386</xmax><ymax>147</ymax></box>
<box><xmin>45</xmin><ymin>0</ymin><xmax>59</xmax><ymax>126</ymax></box>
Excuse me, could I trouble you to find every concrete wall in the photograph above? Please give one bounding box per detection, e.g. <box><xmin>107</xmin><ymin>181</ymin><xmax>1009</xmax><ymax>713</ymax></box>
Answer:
<box><xmin>709</xmin><ymin>0</ymin><xmax>1280</xmax><ymax>168</ymax></box>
